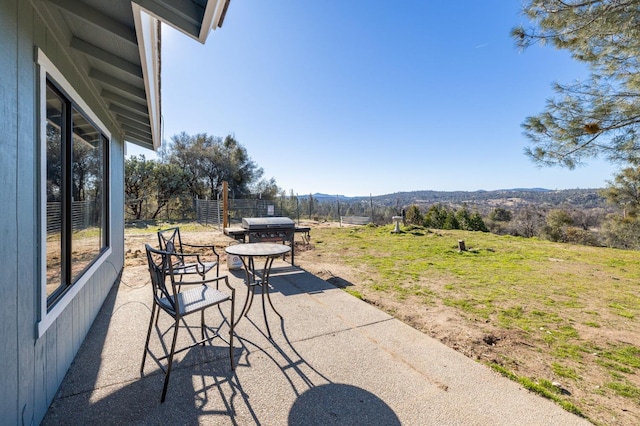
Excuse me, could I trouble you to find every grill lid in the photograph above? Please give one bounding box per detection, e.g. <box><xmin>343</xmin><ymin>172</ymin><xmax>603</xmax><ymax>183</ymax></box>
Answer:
<box><xmin>241</xmin><ymin>217</ymin><xmax>295</xmax><ymax>230</ymax></box>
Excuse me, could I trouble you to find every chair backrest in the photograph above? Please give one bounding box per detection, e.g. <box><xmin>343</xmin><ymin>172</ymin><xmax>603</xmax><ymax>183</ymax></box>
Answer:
<box><xmin>157</xmin><ymin>227</ymin><xmax>183</xmax><ymax>255</ymax></box>
<box><xmin>145</xmin><ymin>244</ymin><xmax>177</xmax><ymax>313</ymax></box>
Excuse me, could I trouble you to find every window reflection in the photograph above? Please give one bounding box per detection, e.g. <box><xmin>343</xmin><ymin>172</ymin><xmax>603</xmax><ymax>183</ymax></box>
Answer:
<box><xmin>46</xmin><ymin>85</ymin><xmax>63</xmax><ymax>298</ymax></box>
<box><xmin>45</xmin><ymin>79</ymin><xmax>109</xmax><ymax>308</ymax></box>
<box><xmin>70</xmin><ymin>109</ymin><xmax>104</xmax><ymax>283</ymax></box>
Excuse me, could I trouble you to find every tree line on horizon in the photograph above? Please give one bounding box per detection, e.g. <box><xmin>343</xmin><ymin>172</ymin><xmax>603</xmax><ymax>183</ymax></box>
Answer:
<box><xmin>306</xmin><ymin>184</ymin><xmax>639</xmax><ymax>250</ymax></box>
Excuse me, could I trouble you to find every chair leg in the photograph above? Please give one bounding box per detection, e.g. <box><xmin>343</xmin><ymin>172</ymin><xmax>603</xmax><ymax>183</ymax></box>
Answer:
<box><xmin>161</xmin><ymin>318</ymin><xmax>180</xmax><ymax>403</ymax></box>
<box><xmin>154</xmin><ymin>302</ymin><xmax>160</xmax><ymax>326</ymax></box>
<box><xmin>141</xmin><ymin>302</ymin><xmax>157</xmax><ymax>374</ymax></box>
<box><xmin>201</xmin><ymin>309</ymin><xmax>205</xmax><ymax>345</ymax></box>
<box><xmin>229</xmin><ymin>297</ymin><xmax>235</xmax><ymax>370</ymax></box>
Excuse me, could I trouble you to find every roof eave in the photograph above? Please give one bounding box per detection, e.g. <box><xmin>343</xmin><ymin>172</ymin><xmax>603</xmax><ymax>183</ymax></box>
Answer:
<box><xmin>198</xmin><ymin>0</ymin><xmax>230</xmax><ymax>43</ymax></box>
<box><xmin>131</xmin><ymin>4</ymin><xmax>162</xmax><ymax>150</ymax></box>
<box><xmin>130</xmin><ymin>0</ymin><xmax>231</xmax><ymax>150</ymax></box>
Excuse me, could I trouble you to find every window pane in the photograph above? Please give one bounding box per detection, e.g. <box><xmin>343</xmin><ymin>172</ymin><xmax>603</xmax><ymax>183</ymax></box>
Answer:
<box><xmin>44</xmin><ymin>76</ymin><xmax>110</xmax><ymax>310</ymax></box>
<box><xmin>70</xmin><ymin>108</ymin><xmax>105</xmax><ymax>283</ymax></box>
<box><xmin>46</xmin><ymin>85</ymin><xmax>63</xmax><ymax>298</ymax></box>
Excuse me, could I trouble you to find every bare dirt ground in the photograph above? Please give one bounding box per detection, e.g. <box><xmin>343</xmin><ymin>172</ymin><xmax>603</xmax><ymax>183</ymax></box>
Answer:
<box><xmin>124</xmin><ymin>221</ymin><xmax>637</xmax><ymax>425</ymax></box>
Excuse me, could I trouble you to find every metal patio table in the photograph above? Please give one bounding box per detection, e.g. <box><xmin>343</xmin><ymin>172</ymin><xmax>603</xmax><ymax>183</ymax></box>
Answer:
<box><xmin>225</xmin><ymin>243</ymin><xmax>291</xmax><ymax>338</ymax></box>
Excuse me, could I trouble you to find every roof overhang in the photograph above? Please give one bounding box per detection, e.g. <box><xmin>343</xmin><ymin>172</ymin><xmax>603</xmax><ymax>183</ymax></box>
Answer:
<box><xmin>133</xmin><ymin>0</ymin><xmax>230</xmax><ymax>44</ymax></box>
<box><xmin>131</xmin><ymin>7</ymin><xmax>162</xmax><ymax>149</ymax></box>
<box><xmin>35</xmin><ymin>0</ymin><xmax>230</xmax><ymax>151</ymax></box>
<box><xmin>131</xmin><ymin>0</ymin><xmax>230</xmax><ymax>150</ymax></box>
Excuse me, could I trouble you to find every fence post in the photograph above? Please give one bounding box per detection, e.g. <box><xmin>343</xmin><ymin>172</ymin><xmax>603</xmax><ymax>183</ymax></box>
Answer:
<box><xmin>205</xmin><ymin>197</ymin><xmax>210</xmax><ymax>226</ymax></box>
<box><xmin>370</xmin><ymin>194</ymin><xmax>374</xmax><ymax>225</ymax></box>
<box><xmin>217</xmin><ymin>195</ymin><xmax>221</xmax><ymax>229</ymax></box>
<box><xmin>223</xmin><ymin>181</ymin><xmax>228</xmax><ymax>228</ymax></box>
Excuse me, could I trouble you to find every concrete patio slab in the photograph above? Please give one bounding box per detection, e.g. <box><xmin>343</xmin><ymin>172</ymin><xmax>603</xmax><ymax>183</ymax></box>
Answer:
<box><xmin>42</xmin><ymin>260</ymin><xmax>589</xmax><ymax>425</ymax></box>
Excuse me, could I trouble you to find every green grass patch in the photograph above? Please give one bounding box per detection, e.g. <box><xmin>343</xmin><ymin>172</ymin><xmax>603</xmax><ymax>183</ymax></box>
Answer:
<box><xmin>606</xmin><ymin>381</ymin><xmax>640</xmax><ymax>399</ymax></box>
<box><xmin>489</xmin><ymin>364</ymin><xmax>584</xmax><ymax>417</ymax></box>
<box><xmin>608</xmin><ymin>300</ymin><xmax>638</xmax><ymax>319</ymax></box>
<box><xmin>597</xmin><ymin>359</ymin><xmax>634</xmax><ymax>374</ymax></box>
<box><xmin>599</xmin><ymin>345</ymin><xmax>640</xmax><ymax>369</ymax></box>
<box><xmin>345</xmin><ymin>288</ymin><xmax>363</xmax><ymax>299</ymax></box>
<box><xmin>551</xmin><ymin>363</ymin><xmax>581</xmax><ymax>380</ymax></box>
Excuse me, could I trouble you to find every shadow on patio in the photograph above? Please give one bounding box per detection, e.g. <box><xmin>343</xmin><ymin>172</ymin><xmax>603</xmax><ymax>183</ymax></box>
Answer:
<box><xmin>42</xmin><ymin>261</ymin><xmax>589</xmax><ymax>425</ymax></box>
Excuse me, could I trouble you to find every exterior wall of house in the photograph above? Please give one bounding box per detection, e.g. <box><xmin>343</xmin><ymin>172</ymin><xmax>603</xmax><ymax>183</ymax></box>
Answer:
<box><xmin>0</xmin><ymin>1</ymin><xmax>125</xmax><ymax>424</ymax></box>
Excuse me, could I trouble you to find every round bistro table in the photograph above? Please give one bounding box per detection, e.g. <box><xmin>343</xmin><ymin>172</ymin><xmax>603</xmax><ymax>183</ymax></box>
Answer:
<box><xmin>224</xmin><ymin>243</ymin><xmax>291</xmax><ymax>338</ymax></box>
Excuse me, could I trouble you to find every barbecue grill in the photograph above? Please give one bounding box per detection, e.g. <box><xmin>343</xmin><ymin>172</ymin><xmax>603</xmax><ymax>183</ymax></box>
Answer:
<box><xmin>241</xmin><ymin>217</ymin><xmax>297</xmax><ymax>264</ymax></box>
<box><xmin>241</xmin><ymin>217</ymin><xmax>295</xmax><ymax>233</ymax></box>
<box><xmin>224</xmin><ymin>217</ymin><xmax>310</xmax><ymax>265</ymax></box>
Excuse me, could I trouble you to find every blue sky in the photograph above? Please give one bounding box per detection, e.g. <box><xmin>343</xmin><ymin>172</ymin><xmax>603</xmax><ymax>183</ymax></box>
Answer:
<box><xmin>127</xmin><ymin>0</ymin><xmax>618</xmax><ymax>196</ymax></box>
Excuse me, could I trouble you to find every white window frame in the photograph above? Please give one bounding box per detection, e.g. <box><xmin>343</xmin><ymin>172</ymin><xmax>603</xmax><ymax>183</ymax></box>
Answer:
<box><xmin>36</xmin><ymin>48</ymin><xmax>112</xmax><ymax>338</ymax></box>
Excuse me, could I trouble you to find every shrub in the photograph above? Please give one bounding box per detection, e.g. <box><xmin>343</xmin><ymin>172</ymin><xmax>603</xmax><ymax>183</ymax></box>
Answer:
<box><xmin>489</xmin><ymin>207</ymin><xmax>512</xmax><ymax>222</ymax></box>
<box><xmin>601</xmin><ymin>216</ymin><xmax>640</xmax><ymax>249</ymax></box>
<box><xmin>564</xmin><ymin>227</ymin><xmax>600</xmax><ymax>246</ymax></box>
<box><xmin>405</xmin><ymin>204</ymin><xmax>423</xmax><ymax>226</ymax></box>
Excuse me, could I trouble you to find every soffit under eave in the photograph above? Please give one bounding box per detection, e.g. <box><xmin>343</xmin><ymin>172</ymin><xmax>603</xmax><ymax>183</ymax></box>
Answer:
<box><xmin>39</xmin><ymin>0</ymin><xmax>157</xmax><ymax>149</ymax></box>
<box><xmin>40</xmin><ymin>0</ymin><xmax>231</xmax><ymax>151</ymax></box>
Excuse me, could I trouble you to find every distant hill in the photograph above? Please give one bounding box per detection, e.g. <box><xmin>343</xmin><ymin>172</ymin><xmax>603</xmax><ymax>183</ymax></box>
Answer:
<box><xmin>300</xmin><ymin>188</ymin><xmax>607</xmax><ymax>211</ymax></box>
<box><xmin>301</xmin><ymin>193</ymin><xmax>355</xmax><ymax>201</ymax></box>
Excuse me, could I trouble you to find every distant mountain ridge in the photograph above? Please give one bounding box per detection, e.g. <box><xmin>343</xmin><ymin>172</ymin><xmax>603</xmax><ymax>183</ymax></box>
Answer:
<box><xmin>299</xmin><ymin>188</ymin><xmax>606</xmax><ymax>210</ymax></box>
